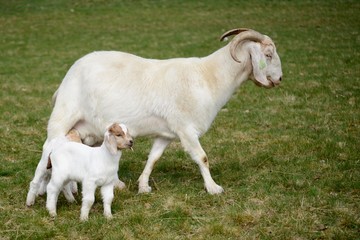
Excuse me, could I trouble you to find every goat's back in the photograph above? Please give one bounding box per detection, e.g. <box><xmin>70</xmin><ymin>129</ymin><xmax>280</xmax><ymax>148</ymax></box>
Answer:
<box><xmin>50</xmin><ymin>51</ymin><xmax>215</xmax><ymax>140</ymax></box>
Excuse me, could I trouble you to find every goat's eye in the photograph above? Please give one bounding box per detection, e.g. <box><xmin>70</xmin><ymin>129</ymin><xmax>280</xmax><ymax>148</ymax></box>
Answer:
<box><xmin>265</xmin><ymin>53</ymin><xmax>272</xmax><ymax>60</ymax></box>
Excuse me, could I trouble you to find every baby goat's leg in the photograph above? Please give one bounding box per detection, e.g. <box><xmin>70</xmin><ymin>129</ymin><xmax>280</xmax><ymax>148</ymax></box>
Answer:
<box><xmin>101</xmin><ymin>184</ymin><xmax>114</xmax><ymax>219</ymax></box>
<box><xmin>138</xmin><ymin>137</ymin><xmax>172</xmax><ymax>193</ymax></box>
<box><xmin>70</xmin><ymin>181</ymin><xmax>78</xmax><ymax>194</ymax></box>
<box><xmin>80</xmin><ymin>181</ymin><xmax>96</xmax><ymax>221</ymax></box>
<box><xmin>38</xmin><ymin>171</ymin><xmax>50</xmax><ymax>195</ymax></box>
<box><xmin>178</xmin><ymin>129</ymin><xmax>224</xmax><ymax>195</ymax></box>
<box><xmin>62</xmin><ymin>183</ymin><xmax>76</xmax><ymax>203</ymax></box>
<box><xmin>46</xmin><ymin>177</ymin><xmax>62</xmax><ymax>217</ymax></box>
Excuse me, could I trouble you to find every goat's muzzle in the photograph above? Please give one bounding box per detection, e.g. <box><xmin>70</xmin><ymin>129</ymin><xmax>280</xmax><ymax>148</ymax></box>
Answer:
<box><xmin>128</xmin><ymin>140</ymin><xmax>134</xmax><ymax>150</ymax></box>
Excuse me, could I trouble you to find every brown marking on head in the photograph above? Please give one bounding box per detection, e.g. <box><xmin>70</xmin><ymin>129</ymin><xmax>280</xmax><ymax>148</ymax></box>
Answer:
<box><xmin>108</xmin><ymin>123</ymin><xmax>125</xmax><ymax>137</ymax></box>
<box><xmin>47</xmin><ymin>155</ymin><xmax>52</xmax><ymax>169</ymax></box>
<box><xmin>106</xmin><ymin>123</ymin><xmax>133</xmax><ymax>152</ymax></box>
<box><xmin>66</xmin><ymin>129</ymin><xmax>82</xmax><ymax>143</ymax></box>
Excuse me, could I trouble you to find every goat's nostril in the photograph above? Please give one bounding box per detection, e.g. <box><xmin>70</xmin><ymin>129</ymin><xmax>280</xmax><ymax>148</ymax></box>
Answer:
<box><xmin>279</xmin><ymin>77</ymin><xmax>282</xmax><ymax>81</ymax></box>
<box><xmin>129</xmin><ymin>140</ymin><xmax>134</xmax><ymax>145</ymax></box>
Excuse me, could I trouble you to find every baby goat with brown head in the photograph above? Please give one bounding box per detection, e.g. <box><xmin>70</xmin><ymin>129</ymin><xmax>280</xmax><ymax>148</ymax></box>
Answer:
<box><xmin>45</xmin><ymin>123</ymin><xmax>133</xmax><ymax>221</ymax></box>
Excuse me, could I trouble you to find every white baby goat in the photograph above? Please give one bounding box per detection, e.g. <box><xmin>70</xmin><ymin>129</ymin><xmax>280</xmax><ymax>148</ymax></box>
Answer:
<box><xmin>46</xmin><ymin>123</ymin><xmax>133</xmax><ymax>221</ymax></box>
<box><xmin>32</xmin><ymin>28</ymin><xmax>283</xmax><ymax>196</ymax></box>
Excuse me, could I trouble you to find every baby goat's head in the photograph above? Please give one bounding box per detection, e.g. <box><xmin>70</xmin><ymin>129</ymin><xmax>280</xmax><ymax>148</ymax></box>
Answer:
<box><xmin>220</xmin><ymin>28</ymin><xmax>283</xmax><ymax>88</ymax></box>
<box><xmin>104</xmin><ymin>123</ymin><xmax>133</xmax><ymax>155</ymax></box>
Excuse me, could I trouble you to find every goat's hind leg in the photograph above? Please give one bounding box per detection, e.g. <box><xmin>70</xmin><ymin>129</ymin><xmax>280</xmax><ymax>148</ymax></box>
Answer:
<box><xmin>26</xmin><ymin>144</ymin><xmax>51</xmax><ymax>206</ymax></box>
<box><xmin>38</xmin><ymin>172</ymin><xmax>50</xmax><ymax>196</ymax></box>
<box><xmin>113</xmin><ymin>178</ymin><xmax>126</xmax><ymax>190</ymax></box>
<box><xmin>138</xmin><ymin>137</ymin><xmax>172</xmax><ymax>193</ymax></box>
<box><xmin>70</xmin><ymin>181</ymin><xmax>78</xmax><ymax>194</ymax></box>
<box><xmin>62</xmin><ymin>182</ymin><xmax>76</xmax><ymax>203</ymax></box>
<box><xmin>46</xmin><ymin>177</ymin><xmax>62</xmax><ymax>217</ymax></box>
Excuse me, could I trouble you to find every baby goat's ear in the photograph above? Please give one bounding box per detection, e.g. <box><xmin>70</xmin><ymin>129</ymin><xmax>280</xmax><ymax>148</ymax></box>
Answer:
<box><xmin>104</xmin><ymin>131</ymin><xmax>118</xmax><ymax>155</ymax></box>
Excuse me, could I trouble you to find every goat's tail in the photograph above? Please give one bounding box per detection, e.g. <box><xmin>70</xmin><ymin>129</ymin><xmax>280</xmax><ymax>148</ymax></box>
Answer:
<box><xmin>47</xmin><ymin>154</ymin><xmax>52</xmax><ymax>169</ymax></box>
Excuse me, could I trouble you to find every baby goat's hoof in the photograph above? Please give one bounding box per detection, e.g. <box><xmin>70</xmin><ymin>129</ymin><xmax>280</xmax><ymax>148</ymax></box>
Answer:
<box><xmin>71</xmin><ymin>182</ymin><xmax>78</xmax><ymax>194</ymax></box>
<box><xmin>67</xmin><ymin>198</ymin><xmax>77</xmax><ymax>204</ymax></box>
<box><xmin>48</xmin><ymin>211</ymin><xmax>57</xmax><ymax>218</ymax></box>
<box><xmin>80</xmin><ymin>215</ymin><xmax>89</xmax><ymax>222</ymax></box>
<box><xmin>26</xmin><ymin>195</ymin><xmax>35</xmax><ymax>207</ymax></box>
<box><xmin>104</xmin><ymin>213</ymin><xmax>113</xmax><ymax>220</ymax></box>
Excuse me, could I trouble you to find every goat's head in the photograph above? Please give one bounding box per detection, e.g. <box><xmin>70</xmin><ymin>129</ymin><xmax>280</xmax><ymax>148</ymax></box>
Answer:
<box><xmin>220</xmin><ymin>28</ymin><xmax>283</xmax><ymax>88</ymax></box>
<box><xmin>104</xmin><ymin>123</ymin><xmax>134</xmax><ymax>155</ymax></box>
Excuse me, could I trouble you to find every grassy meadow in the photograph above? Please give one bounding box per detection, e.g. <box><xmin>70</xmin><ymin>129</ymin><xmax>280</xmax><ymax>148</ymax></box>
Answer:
<box><xmin>0</xmin><ymin>0</ymin><xmax>359</xmax><ymax>239</ymax></box>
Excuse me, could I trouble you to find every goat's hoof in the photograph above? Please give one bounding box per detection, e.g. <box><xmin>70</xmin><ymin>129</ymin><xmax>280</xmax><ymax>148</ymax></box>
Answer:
<box><xmin>26</xmin><ymin>202</ymin><xmax>34</xmax><ymax>207</ymax></box>
<box><xmin>114</xmin><ymin>180</ymin><xmax>126</xmax><ymax>190</ymax></box>
<box><xmin>67</xmin><ymin>198</ymin><xmax>77</xmax><ymax>204</ymax></box>
<box><xmin>37</xmin><ymin>188</ymin><xmax>46</xmax><ymax>196</ymax></box>
<box><xmin>71</xmin><ymin>182</ymin><xmax>78</xmax><ymax>194</ymax></box>
<box><xmin>48</xmin><ymin>211</ymin><xmax>57</xmax><ymax>218</ymax></box>
<box><xmin>206</xmin><ymin>184</ymin><xmax>224</xmax><ymax>195</ymax></box>
<box><xmin>80</xmin><ymin>215</ymin><xmax>89</xmax><ymax>222</ymax></box>
<box><xmin>26</xmin><ymin>196</ymin><xmax>35</xmax><ymax>207</ymax></box>
<box><xmin>138</xmin><ymin>185</ymin><xmax>152</xmax><ymax>194</ymax></box>
<box><xmin>104</xmin><ymin>214</ymin><xmax>113</xmax><ymax>220</ymax></box>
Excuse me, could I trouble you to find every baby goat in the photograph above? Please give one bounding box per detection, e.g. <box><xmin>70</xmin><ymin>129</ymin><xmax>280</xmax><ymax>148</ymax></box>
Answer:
<box><xmin>46</xmin><ymin>123</ymin><xmax>133</xmax><ymax>221</ymax></box>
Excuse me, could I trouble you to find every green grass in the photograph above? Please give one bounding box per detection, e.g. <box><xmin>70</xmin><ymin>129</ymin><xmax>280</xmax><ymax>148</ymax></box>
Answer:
<box><xmin>1</xmin><ymin>0</ymin><xmax>359</xmax><ymax>239</ymax></box>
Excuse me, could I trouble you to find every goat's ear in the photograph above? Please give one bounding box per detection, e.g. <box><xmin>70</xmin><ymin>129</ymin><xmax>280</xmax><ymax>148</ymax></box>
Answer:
<box><xmin>249</xmin><ymin>44</ymin><xmax>269</xmax><ymax>87</ymax></box>
<box><xmin>104</xmin><ymin>132</ymin><xmax>118</xmax><ymax>155</ymax></box>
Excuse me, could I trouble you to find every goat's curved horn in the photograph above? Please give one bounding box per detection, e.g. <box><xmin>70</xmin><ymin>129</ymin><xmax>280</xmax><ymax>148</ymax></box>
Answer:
<box><xmin>219</xmin><ymin>28</ymin><xmax>249</xmax><ymax>41</ymax></box>
<box><xmin>221</xmin><ymin>29</ymin><xmax>265</xmax><ymax>63</ymax></box>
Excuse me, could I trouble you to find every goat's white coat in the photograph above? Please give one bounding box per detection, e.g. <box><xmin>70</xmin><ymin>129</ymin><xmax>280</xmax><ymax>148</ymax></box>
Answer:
<box><xmin>37</xmin><ymin>30</ymin><xmax>282</xmax><ymax>195</ymax></box>
<box><xmin>46</xmin><ymin>124</ymin><xmax>132</xmax><ymax>221</ymax></box>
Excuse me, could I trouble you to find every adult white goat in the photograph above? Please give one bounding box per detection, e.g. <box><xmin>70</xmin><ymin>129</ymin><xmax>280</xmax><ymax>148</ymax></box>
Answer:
<box><xmin>39</xmin><ymin>28</ymin><xmax>283</xmax><ymax>195</ymax></box>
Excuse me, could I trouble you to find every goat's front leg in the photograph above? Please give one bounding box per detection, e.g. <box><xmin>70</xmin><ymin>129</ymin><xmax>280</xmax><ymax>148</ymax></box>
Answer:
<box><xmin>101</xmin><ymin>184</ymin><xmax>114</xmax><ymax>219</ymax></box>
<box><xmin>80</xmin><ymin>182</ymin><xmax>96</xmax><ymax>221</ymax></box>
<box><xmin>178</xmin><ymin>130</ymin><xmax>224</xmax><ymax>195</ymax></box>
<box><xmin>138</xmin><ymin>137</ymin><xmax>172</xmax><ymax>193</ymax></box>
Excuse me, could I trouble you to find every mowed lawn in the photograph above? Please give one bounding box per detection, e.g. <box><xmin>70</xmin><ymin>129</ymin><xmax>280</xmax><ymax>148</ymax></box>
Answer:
<box><xmin>0</xmin><ymin>0</ymin><xmax>359</xmax><ymax>239</ymax></box>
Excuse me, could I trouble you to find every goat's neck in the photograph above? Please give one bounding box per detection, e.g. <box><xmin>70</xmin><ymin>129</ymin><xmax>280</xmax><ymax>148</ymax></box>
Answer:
<box><xmin>99</xmin><ymin>143</ymin><xmax>121</xmax><ymax>164</ymax></box>
<box><xmin>201</xmin><ymin>44</ymin><xmax>251</xmax><ymax>108</ymax></box>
